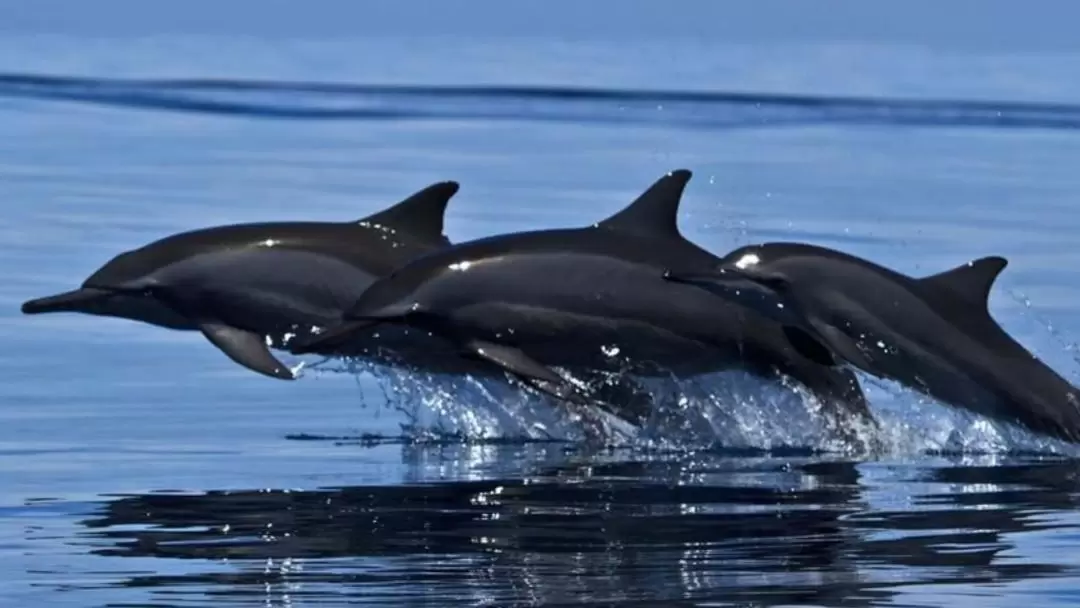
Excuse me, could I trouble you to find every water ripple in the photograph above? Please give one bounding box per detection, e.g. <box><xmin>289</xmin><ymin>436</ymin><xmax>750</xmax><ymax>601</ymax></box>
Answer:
<box><xmin>4</xmin><ymin>72</ymin><xmax>1080</xmax><ymax>130</ymax></box>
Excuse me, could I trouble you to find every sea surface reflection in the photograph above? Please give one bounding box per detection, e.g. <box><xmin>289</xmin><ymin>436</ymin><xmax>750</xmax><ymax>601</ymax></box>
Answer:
<box><xmin>44</xmin><ymin>446</ymin><xmax>1080</xmax><ymax>606</ymax></box>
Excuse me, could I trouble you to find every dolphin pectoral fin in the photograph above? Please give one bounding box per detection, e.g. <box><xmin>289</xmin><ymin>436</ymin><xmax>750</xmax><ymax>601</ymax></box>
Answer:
<box><xmin>807</xmin><ymin>367</ymin><xmax>882</xmax><ymax>452</ymax></box>
<box><xmin>460</xmin><ymin>343</ymin><xmax>631</xmax><ymax>442</ymax></box>
<box><xmin>813</xmin><ymin>366</ymin><xmax>878</xmax><ymax>431</ymax></box>
<box><xmin>782</xmin><ymin>322</ymin><xmax>887</xmax><ymax>452</ymax></box>
<box><xmin>577</xmin><ymin>371</ymin><xmax>654</xmax><ymax>427</ymax></box>
<box><xmin>782</xmin><ymin>325</ymin><xmax>837</xmax><ymax>367</ymax></box>
<box><xmin>771</xmin><ymin>357</ymin><xmax>881</xmax><ymax>452</ymax></box>
<box><xmin>463</xmin><ymin>340</ymin><xmax>587</xmax><ymax>405</ymax></box>
<box><xmin>806</xmin><ymin>320</ymin><xmax>880</xmax><ymax>373</ymax></box>
<box><xmin>198</xmin><ymin>322</ymin><xmax>295</xmax><ymax>380</ymax></box>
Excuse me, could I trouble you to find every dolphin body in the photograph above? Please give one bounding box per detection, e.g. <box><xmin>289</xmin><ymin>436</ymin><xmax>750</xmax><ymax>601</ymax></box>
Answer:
<box><xmin>21</xmin><ymin>181</ymin><xmax>461</xmax><ymax>380</ymax></box>
<box><xmin>290</xmin><ymin>170</ymin><xmax>877</xmax><ymax>439</ymax></box>
<box><xmin>664</xmin><ymin>242</ymin><xmax>1080</xmax><ymax>444</ymax></box>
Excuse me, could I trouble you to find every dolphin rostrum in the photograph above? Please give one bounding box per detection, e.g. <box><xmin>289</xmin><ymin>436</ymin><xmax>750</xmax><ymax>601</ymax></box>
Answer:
<box><xmin>664</xmin><ymin>242</ymin><xmax>1080</xmax><ymax>444</ymax></box>
<box><xmin>290</xmin><ymin>170</ymin><xmax>877</xmax><ymax>440</ymax></box>
<box><xmin>21</xmin><ymin>181</ymin><xmax>461</xmax><ymax>380</ymax></box>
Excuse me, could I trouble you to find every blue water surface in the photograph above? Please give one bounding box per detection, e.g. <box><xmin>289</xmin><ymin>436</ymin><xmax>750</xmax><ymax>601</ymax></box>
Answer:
<box><xmin>5</xmin><ymin>2</ymin><xmax>1080</xmax><ymax>606</ymax></box>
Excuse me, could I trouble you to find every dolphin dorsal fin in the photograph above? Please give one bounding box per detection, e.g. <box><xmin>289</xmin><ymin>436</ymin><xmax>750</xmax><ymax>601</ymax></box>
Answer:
<box><xmin>360</xmin><ymin>181</ymin><xmax>460</xmax><ymax>245</ymax></box>
<box><xmin>919</xmin><ymin>256</ymin><xmax>1008</xmax><ymax>309</ymax></box>
<box><xmin>595</xmin><ymin>169</ymin><xmax>692</xmax><ymax>239</ymax></box>
<box><xmin>918</xmin><ymin>256</ymin><xmax>1025</xmax><ymax>355</ymax></box>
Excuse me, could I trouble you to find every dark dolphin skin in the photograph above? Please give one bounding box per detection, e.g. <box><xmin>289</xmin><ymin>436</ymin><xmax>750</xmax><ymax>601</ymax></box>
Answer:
<box><xmin>664</xmin><ymin>242</ymin><xmax>1080</xmax><ymax>444</ymax></box>
<box><xmin>21</xmin><ymin>181</ymin><xmax>461</xmax><ymax>380</ymax></box>
<box><xmin>290</xmin><ymin>170</ymin><xmax>877</xmax><ymax>439</ymax></box>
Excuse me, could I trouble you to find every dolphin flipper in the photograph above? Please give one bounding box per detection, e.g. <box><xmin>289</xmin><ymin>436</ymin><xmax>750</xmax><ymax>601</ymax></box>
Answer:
<box><xmin>781</xmin><ymin>326</ymin><xmax>837</xmax><ymax>367</ymax></box>
<box><xmin>464</xmin><ymin>340</ymin><xmax>588</xmax><ymax>405</ymax></box>
<box><xmin>199</xmin><ymin>322</ymin><xmax>295</xmax><ymax>380</ymax></box>
<box><xmin>764</xmin><ymin>354</ymin><xmax>881</xmax><ymax>452</ymax></box>
<box><xmin>803</xmin><ymin>366</ymin><xmax>877</xmax><ymax>427</ymax></box>
<box><xmin>462</xmin><ymin>341</ymin><xmax>622</xmax><ymax>441</ymax></box>
<box><xmin>578</xmin><ymin>372</ymin><xmax>655</xmax><ymax>427</ymax></box>
<box><xmin>812</xmin><ymin>321</ymin><xmax>882</xmax><ymax>373</ymax></box>
<box><xmin>782</xmin><ymin>323</ymin><xmax>882</xmax><ymax>376</ymax></box>
<box><xmin>801</xmin><ymin>366</ymin><xmax>881</xmax><ymax>452</ymax></box>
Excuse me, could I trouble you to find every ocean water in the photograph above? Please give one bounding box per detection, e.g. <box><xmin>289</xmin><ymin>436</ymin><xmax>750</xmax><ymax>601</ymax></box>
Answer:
<box><xmin>6</xmin><ymin>2</ymin><xmax>1080</xmax><ymax>606</ymax></box>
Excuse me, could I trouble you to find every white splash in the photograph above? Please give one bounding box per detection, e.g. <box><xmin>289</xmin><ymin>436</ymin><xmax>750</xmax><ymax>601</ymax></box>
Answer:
<box><xmin>298</xmin><ymin>348</ymin><xmax>1080</xmax><ymax>456</ymax></box>
<box><xmin>289</xmin><ymin>361</ymin><xmax>306</xmax><ymax>379</ymax></box>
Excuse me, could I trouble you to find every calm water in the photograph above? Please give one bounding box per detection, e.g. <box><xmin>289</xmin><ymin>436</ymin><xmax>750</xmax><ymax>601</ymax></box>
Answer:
<box><xmin>6</xmin><ymin>3</ymin><xmax>1080</xmax><ymax>606</ymax></box>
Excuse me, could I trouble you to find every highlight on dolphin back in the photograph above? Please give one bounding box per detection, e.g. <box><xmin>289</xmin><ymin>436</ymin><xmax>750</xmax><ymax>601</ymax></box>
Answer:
<box><xmin>664</xmin><ymin>242</ymin><xmax>1080</xmax><ymax>445</ymax></box>
<box><xmin>20</xmin><ymin>181</ymin><xmax>462</xmax><ymax>380</ymax></box>
<box><xmin>288</xmin><ymin>169</ymin><xmax>878</xmax><ymax>444</ymax></box>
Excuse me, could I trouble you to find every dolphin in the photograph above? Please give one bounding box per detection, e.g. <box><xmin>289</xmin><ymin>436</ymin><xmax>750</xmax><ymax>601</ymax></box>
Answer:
<box><xmin>663</xmin><ymin>242</ymin><xmax>1080</xmax><ymax>444</ymax></box>
<box><xmin>289</xmin><ymin>170</ymin><xmax>877</xmax><ymax>439</ymax></box>
<box><xmin>20</xmin><ymin>181</ymin><xmax>461</xmax><ymax>380</ymax></box>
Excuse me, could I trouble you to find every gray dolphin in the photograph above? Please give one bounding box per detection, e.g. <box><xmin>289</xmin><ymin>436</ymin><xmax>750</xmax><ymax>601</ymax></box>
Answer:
<box><xmin>21</xmin><ymin>181</ymin><xmax>461</xmax><ymax>380</ymax></box>
<box><xmin>290</xmin><ymin>170</ymin><xmax>877</xmax><ymax>438</ymax></box>
<box><xmin>663</xmin><ymin>242</ymin><xmax>1080</xmax><ymax>444</ymax></box>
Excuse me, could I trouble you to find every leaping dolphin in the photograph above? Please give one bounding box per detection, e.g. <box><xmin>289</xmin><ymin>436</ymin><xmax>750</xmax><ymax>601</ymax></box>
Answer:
<box><xmin>290</xmin><ymin>170</ymin><xmax>877</xmax><ymax>441</ymax></box>
<box><xmin>21</xmin><ymin>181</ymin><xmax>461</xmax><ymax>380</ymax></box>
<box><xmin>664</xmin><ymin>242</ymin><xmax>1080</xmax><ymax>444</ymax></box>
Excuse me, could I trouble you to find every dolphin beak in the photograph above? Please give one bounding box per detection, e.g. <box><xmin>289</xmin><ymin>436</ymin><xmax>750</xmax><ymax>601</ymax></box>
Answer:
<box><xmin>288</xmin><ymin>320</ymin><xmax>380</xmax><ymax>355</ymax></box>
<box><xmin>20</xmin><ymin>287</ymin><xmax>113</xmax><ymax>314</ymax></box>
<box><xmin>664</xmin><ymin>266</ymin><xmax>788</xmax><ymax>290</ymax></box>
<box><xmin>290</xmin><ymin>301</ymin><xmax>422</xmax><ymax>354</ymax></box>
<box><xmin>663</xmin><ymin>266</ymin><xmax>753</xmax><ymax>288</ymax></box>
